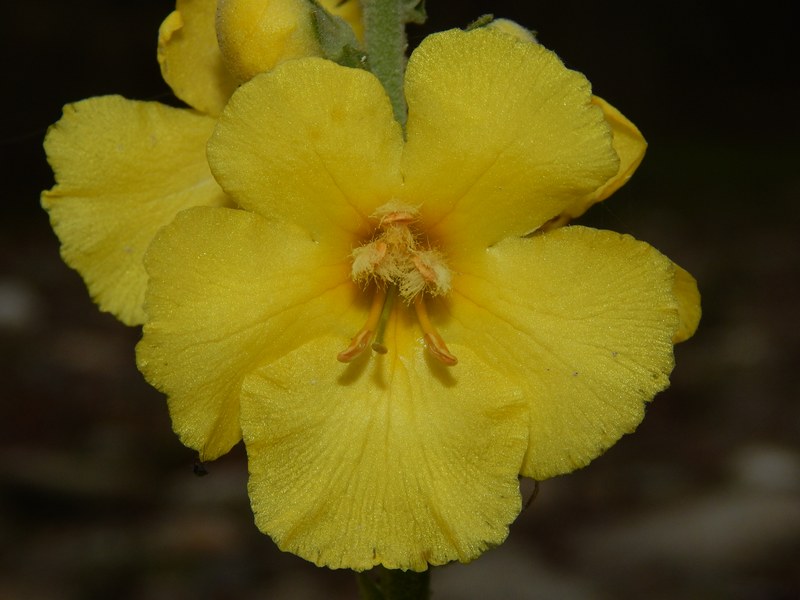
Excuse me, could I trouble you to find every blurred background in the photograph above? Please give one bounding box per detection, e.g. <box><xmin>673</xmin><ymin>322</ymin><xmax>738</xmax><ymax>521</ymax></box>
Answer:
<box><xmin>1</xmin><ymin>1</ymin><xmax>798</xmax><ymax>598</ymax></box>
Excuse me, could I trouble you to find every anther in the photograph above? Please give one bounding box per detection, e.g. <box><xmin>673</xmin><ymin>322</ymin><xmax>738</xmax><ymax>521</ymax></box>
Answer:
<box><xmin>411</xmin><ymin>254</ymin><xmax>437</xmax><ymax>284</ymax></box>
<box><xmin>413</xmin><ymin>294</ymin><xmax>458</xmax><ymax>366</ymax></box>
<box><xmin>379</xmin><ymin>211</ymin><xmax>416</xmax><ymax>227</ymax></box>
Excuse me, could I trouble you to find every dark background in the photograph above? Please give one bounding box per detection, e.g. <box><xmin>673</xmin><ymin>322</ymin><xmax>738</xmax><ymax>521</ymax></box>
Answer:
<box><xmin>2</xmin><ymin>1</ymin><xmax>798</xmax><ymax>598</ymax></box>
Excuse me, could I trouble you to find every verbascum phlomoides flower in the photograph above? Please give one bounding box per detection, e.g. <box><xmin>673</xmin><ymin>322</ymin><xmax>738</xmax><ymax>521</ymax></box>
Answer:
<box><xmin>41</xmin><ymin>0</ymin><xmax>361</xmax><ymax>325</ymax></box>
<box><xmin>135</xmin><ymin>28</ymin><xmax>700</xmax><ymax>571</ymax></box>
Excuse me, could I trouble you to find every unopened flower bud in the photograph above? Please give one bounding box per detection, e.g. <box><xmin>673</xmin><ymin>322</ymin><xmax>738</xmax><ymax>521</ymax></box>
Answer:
<box><xmin>216</xmin><ymin>0</ymin><xmax>322</xmax><ymax>82</ymax></box>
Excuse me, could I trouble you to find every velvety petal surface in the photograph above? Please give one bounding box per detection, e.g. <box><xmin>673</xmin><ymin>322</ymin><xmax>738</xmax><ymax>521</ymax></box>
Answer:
<box><xmin>543</xmin><ymin>96</ymin><xmax>648</xmax><ymax>230</ymax></box>
<box><xmin>241</xmin><ymin>308</ymin><xmax>528</xmax><ymax>571</ymax></box>
<box><xmin>137</xmin><ymin>206</ymin><xmax>360</xmax><ymax>460</ymax></box>
<box><xmin>401</xmin><ymin>29</ymin><xmax>619</xmax><ymax>256</ymax></box>
<box><xmin>208</xmin><ymin>58</ymin><xmax>403</xmax><ymax>247</ymax></box>
<box><xmin>441</xmin><ymin>226</ymin><xmax>679</xmax><ymax>480</ymax></box>
<box><xmin>158</xmin><ymin>0</ymin><xmax>238</xmax><ymax>116</ymax></box>
<box><xmin>672</xmin><ymin>263</ymin><xmax>701</xmax><ymax>343</ymax></box>
<box><xmin>41</xmin><ymin>96</ymin><xmax>227</xmax><ymax>326</ymax></box>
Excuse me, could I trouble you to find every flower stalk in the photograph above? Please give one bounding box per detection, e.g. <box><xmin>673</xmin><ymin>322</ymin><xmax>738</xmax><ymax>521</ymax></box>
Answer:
<box><xmin>357</xmin><ymin>568</ymin><xmax>430</xmax><ymax>600</ymax></box>
<box><xmin>361</xmin><ymin>0</ymin><xmax>409</xmax><ymax>126</ymax></box>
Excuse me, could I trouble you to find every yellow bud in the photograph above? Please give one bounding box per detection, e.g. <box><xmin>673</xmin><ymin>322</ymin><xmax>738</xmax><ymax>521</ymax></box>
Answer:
<box><xmin>216</xmin><ymin>0</ymin><xmax>322</xmax><ymax>82</ymax></box>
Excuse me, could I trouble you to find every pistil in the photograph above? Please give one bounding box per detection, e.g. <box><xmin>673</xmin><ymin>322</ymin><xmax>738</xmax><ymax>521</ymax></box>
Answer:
<box><xmin>371</xmin><ymin>286</ymin><xmax>396</xmax><ymax>354</ymax></box>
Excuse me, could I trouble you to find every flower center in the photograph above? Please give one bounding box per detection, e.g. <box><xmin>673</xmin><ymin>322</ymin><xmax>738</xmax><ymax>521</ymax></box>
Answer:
<box><xmin>337</xmin><ymin>201</ymin><xmax>457</xmax><ymax>366</ymax></box>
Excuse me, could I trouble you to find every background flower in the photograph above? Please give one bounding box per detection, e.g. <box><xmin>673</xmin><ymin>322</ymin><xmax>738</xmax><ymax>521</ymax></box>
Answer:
<box><xmin>40</xmin><ymin>0</ymin><xmax>361</xmax><ymax>326</ymax></box>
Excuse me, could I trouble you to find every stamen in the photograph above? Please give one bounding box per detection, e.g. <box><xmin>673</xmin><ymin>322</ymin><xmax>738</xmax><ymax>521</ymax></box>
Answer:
<box><xmin>342</xmin><ymin>200</ymin><xmax>457</xmax><ymax>364</ymax></box>
<box><xmin>413</xmin><ymin>295</ymin><xmax>458</xmax><ymax>366</ymax></box>
<box><xmin>337</xmin><ymin>287</ymin><xmax>388</xmax><ymax>363</ymax></box>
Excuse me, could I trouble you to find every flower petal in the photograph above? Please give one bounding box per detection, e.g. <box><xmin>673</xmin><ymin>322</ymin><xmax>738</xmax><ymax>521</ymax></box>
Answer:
<box><xmin>158</xmin><ymin>0</ymin><xmax>238</xmax><ymax>116</ymax></box>
<box><xmin>241</xmin><ymin>322</ymin><xmax>528</xmax><ymax>571</ymax></box>
<box><xmin>136</xmin><ymin>206</ymin><xmax>360</xmax><ymax>460</ymax></box>
<box><xmin>208</xmin><ymin>58</ymin><xmax>403</xmax><ymax>245</ymax></box>
<box><xmin>401</xmin><ymin>29</ymin><xmax>619</xmax><ymax>254</ymax></box>
<box><xmin>542</xmin><ymin>96</ymin><xmax>647</xmax><ymax>230</ymax></box>
<box><xmin>672</xmin><ymin>263</ymin><xmax>701</xmax><ymax>343</ymax></box>
<box><xmin>589</xmin><ymin>97</ymin><xmax>647</xmax><ymax>203</ymax></box>
<box><xmin>442</xmin><ymin>226</ymin><xmax>679</xmax><ymax>480</ymax></box>
<box><xmin>41</xmin><ymin>96</ymin><xmax>227</xmax><ymax>326</ymax></box>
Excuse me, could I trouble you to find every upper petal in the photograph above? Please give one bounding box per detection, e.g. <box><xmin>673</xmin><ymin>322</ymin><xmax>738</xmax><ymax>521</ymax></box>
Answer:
<box><xmin>542</xmin><ymin>96</ymin><xmax>647</xmax><ymax>230</ymax></box>
<box><xmin>41</xmin><ymin>96</ymin><xmax>227</xmax><ymax>326</ymax></box>
<box><xmin>401</xmin><ymin>28</ymin><xmax>619</xmax><ymax>255</ymax></box>
<box><xmin>241</xmin><ymin>316</ymin><xmax>528</xmax><ymax>571</ymax></box>
<box><xmin>136</xmin><ymin>206</ymin><xmax>361</xmax><ymax>460</ymax></box>
<box><xmin>208</xmin><ymin>58</ymin><xmax>404</xmax><ymax>246</ymax></box>
<box><xmin>158</xmin><ymin>0</ymin><xmax>238</xmax><ymax>116</ymax></box>
<box><xmin>441</xmin><ymin>226</ymin><xmax>679</xmax><ymax>480</ymax></box>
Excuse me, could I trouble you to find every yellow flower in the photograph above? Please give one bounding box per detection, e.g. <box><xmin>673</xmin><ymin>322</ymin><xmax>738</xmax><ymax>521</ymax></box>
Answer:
<box><xmin>41</xmin><ymin>0</ymin><xmax>361</xmax><ymax>325</ymax></box>
<box><xmin>136</xmin><ymin>28</ymin><xmax>700</xmax><ymax>571</ymax></box>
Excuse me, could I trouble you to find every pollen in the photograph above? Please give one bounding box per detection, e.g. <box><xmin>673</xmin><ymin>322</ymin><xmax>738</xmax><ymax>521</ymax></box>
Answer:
<box><xmin>339</xmin><ymin>200</ymin><xmax>457</xmax><ymax>365</ymax></box>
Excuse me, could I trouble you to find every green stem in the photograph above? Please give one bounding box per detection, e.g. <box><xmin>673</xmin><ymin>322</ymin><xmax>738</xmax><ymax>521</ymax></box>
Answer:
<box><xmin>357</xmin><ymin>568</ymin><xmax>431</xmax><ymax>600</ymax></box>
<box><xmin>361</xmin><ymin>0</ymin><xmax>408</xmax><ymax>126</ymax></box>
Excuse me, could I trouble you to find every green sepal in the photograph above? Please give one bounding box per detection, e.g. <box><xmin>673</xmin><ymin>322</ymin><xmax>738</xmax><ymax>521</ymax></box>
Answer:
<box><xmin>310</xmin><ymin>0</ymin><xmax>369</xmax><ymax>69</ymax></box>
<box><xmin>465</xmin><ymin>14</ymin><xmax>495</xmax><ymax>30</ymax></box>
<box><xmin>402</xmin><ymin>0</ymin><xmax>427</xmax><ymax>25</ymax></box>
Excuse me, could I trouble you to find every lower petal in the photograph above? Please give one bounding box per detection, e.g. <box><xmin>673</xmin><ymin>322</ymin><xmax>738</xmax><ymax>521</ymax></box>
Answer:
<box><xmin>444</xmin><ymin>226</ymin><xmax>679</xmax><ymax>480</ymax></box>
<box><xmin>42</xmin><ymin>96</ymin><xmax>228</xmax><ymax>325</ymax></box>
<box><xmin>241</xmin><ymin>311</ymin><xmax>528</xmax><ymax>571</ymax></box>
<box><xmin>136</xmin><ymin>206</ymin><xmax>359</xmax><ymax>460</ymax></box>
